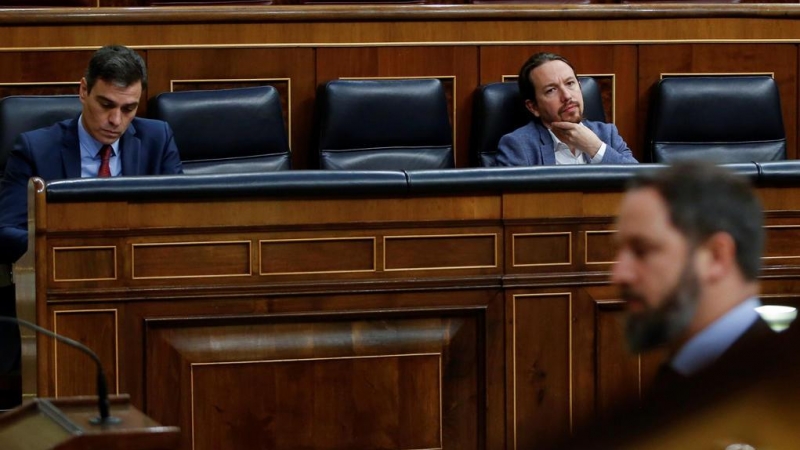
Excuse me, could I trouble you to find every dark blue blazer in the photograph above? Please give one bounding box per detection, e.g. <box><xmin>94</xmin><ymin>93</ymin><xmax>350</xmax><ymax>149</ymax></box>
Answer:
<box><xmin>496</xmin><ymin>119</ymin><xmax>638</xmax><ymax>166</ymax></box>
<box><xmin>0</xmin><ymin>117</ymin><xmax>183</xmax><ymax>264</ymax></box>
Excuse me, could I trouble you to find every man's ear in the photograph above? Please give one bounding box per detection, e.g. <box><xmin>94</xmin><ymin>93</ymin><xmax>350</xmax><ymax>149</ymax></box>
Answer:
<box><xmin>524</xmin><ymin>99</ymin><xmax>540</xmax><ymax>118</ymax></box>
<box><xmin>79</xmin><ymin>77</ymin><xmax>88</xmax><ymax>102</ymax></box>
<box><xmin>697</xmin><ymin>232</ymin><xmax>737</xmax><ymax>283</ymax></box>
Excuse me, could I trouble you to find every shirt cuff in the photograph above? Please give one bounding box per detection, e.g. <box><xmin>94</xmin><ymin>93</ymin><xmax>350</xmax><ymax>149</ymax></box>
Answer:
<box><xmin>590</xmin><ymin>143</ymin><xmax>607</xmax><ymax>164</ymax></box>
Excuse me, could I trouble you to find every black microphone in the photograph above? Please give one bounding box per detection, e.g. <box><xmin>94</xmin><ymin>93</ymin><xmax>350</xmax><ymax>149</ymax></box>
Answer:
<box><xmin>0</xmin><ymin>316</ymin><xmax>120</xmax><ymax>425</ymax></box>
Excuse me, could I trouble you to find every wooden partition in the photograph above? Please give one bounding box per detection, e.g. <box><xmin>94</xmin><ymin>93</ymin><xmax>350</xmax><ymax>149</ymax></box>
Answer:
<box><xmin>1</xmin><ymin>4</ymin><xmax>800</xmax><ymax>168</ymax></box>
<box><xmin>13</xmin><ymin>171</ymin><xmax>800</xmax><ymax>449</ymax></box>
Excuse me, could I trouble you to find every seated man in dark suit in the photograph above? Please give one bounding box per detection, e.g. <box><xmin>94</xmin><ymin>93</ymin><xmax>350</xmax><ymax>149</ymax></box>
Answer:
<box><xmin>496</xmin><ymin>52</ymin><xmax>638</xmax><ymax>166</ymax></box>
<box><xmin>0</xmin><ymin>45</ymin><xmax>182</xmax><ymax>384</ymax></box>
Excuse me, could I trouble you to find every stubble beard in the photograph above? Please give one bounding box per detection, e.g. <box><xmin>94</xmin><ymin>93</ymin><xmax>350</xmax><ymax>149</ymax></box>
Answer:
<box><xmin>623</xmin><ymin>260</ymin><xmax>701</xmax><ymax>354</ymax></box>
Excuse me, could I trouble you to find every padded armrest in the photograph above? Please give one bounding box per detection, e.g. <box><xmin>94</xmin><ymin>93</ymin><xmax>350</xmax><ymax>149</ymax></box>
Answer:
<box><xmin>755</xmin><ymin>161</ymin><xmax>800</xmax><ymax>186</ymax></box>
<box><xmin>45</xmin><ymin>171</ymin><xmax>409</xmax><ymax>202</ymax></box>
<box><xmin>45</xmin><ymin>163</ymin><xmax>764</xmax><ymax>202</ymax></box>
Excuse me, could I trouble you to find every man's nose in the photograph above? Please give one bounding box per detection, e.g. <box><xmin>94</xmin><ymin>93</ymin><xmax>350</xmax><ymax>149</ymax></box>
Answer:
<box><xmin>108</xmin><ymin>108</ymin><xmax>121</xmax><ymax>126</ymax></box>
<box><xmin>611</xmin><ymin>252</ymin><xmax>632</xmax><ymax>285</ymax></box>
<box><xmin>560</xmin><ymin>86</ymin><xmax>572</xmax><ymax>102</ymax></box>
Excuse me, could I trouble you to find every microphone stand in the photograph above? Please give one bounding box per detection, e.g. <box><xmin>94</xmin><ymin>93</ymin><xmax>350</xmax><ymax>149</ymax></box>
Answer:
<box><xmin>0</xmin><ymin>316</ymin><xmax>120</xmax><ymax>425</ymax></box>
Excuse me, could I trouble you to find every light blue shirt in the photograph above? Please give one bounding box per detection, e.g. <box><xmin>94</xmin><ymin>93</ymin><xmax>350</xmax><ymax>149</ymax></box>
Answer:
<box><xmin>78</xmin><ymin>114</ymin><xmax>121</xmax><ymax>178</ymax></box>
<box><xmin>671</xmin><ymin>296</ymin><xmax>763</xmax><ymax>376</ymax></box>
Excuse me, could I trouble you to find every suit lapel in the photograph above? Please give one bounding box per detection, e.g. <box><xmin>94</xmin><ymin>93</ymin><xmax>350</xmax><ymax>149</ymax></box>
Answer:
<box><xmin>61</xmin><ymin>118</ymin><xmax>81</xmax><ymax>178</ymax></box>
<box><xmin>120</xmin><ymin>120</ymin><xmax>140</xmax><ymax>176</ymax></box>
<box><xmin>534</xmin><ymin>120</ymin><xmax>556</xmax><ymax>165</ymax></box>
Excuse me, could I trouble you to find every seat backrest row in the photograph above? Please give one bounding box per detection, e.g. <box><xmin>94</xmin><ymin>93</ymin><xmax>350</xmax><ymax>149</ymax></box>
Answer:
<box><xmin>0</xmin><ymin>75</ymin><xmax>787</xmax><ymax>178</ymax></box>
<box><xmin>474</xmin><ymin>75</ymin><xmax>786</xmax><ymax>166</ymax></box>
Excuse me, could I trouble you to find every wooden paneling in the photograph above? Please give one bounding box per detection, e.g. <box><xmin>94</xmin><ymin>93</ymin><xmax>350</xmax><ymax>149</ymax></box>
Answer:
<box><xmin>0</xmin><ymin>41</ymin><xmax>800</xmax><ymax>169</ymax></box>
<box><xmin>511</xmin><ymin>232</ymin><xmax>571</xmax><ymax>268</ymax></box>
<box><xmin>384</xmin><ymin>233</ymin><xmax>497</xmax><ymax>271</ymax></box>
<box><xmin>260</xmin><ymin>237</ymin><xmax>376</xmax><ymax>275</ymax></box>
<box><xmin>595</xmin><ymin>301</ymin><xmax>638</xmax><ymax>421</ymax></box>
<box><xmin>132</xmin><ymin>241</ymin><xmax>251</xmax><ymax>279</ymax></box>
<box><xmin>52</xmin><ymin>310</ymin><xmax>118</xmax><ymax>398</ymax></box>
<box><xmin>21</xmin><ymin>177</ymin><xmax>800</xmax><ymax>449</ymax></box>
<box><xmin>145</xmin><ymin>309</ymin><xmax>484</xmax><ymax>450</ymax></box>
<box><xmin>638</xmin><ymin>44</ymin><xmax>798</xmax><ymax>160</ymax></box>
<box><xmin>52</xmin><ymin>246</ymin><xmax>116</xmax><ymax>281</ymax></box>
<box><xmin>509</xmin><ymin>291</ymin><xmax>572</xmax><ymax>449</ymax></box>
<box><xmin>584</xmin><ymin>230</ymin><xmax>616</xmax><ymax>265</ymax></box>
<box><xmin>763</xmin><ymin>225</ymin><xmax>800</xmax><ymax>264</ymax></box>
<box><xmin>8</xmin><ymin>6</ymin><xmax>800</xmax><ymax>448</ymax></box>
<box><xmin>191</xmin><ymin>355</ymin><xmax>440</xmax><ymax>450</ymax></box>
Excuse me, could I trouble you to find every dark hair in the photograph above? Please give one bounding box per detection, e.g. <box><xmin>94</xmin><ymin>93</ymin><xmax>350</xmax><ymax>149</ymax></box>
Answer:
<box><xmin>629</xmin><ymin>162</ymin><xmax>763</xmax><ymax>280</ymax></box>
<box><xmin>84</xmin><ymin>45</ymin><xmax>147</xmax><ymax>93</ymax></box>
<box><xmin>517</xmin><ymin>52</ymin><xmax>576</xmax><ymax>105</ymax></box>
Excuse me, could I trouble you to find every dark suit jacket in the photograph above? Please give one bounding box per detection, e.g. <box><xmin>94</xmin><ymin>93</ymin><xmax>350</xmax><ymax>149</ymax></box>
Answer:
<box><xmin>562</xmin><ymin>317</ymin><xmax>800</xmax><ymax>449</ymax></box>
<box><xmin>496</xmin><ymin>119</ymin><xmax>638</xmax><ymax>166</ymax></box>
<box><xmin>0</xmin><ymin>116</ymin><xmax>183</xmax><ymax>264</ymax></box>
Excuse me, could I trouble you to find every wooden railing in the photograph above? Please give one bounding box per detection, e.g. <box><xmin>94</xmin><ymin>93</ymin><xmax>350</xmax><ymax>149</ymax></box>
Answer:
<box><xmin>15</xmin><ymin>165</ymin><xmax>800</xmax><ymax>449</ymax></box>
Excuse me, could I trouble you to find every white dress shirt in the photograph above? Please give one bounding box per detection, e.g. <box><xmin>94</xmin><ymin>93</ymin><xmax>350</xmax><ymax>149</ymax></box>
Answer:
<box><xmin>548</xmin><ymin>128</ymin><xmax>606</xmax><ymax>165</ymax></box>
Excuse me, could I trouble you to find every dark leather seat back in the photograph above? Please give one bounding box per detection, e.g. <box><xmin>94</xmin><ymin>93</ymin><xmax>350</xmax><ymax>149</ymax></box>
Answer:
<box><xmin>470</xmin><ymin>77</ymin><xmax>605</xmax><ymax>167</ymax></box>
<box><xmin>150</xmin><ymin>85</ymin><xmax>291</xmax><ymax>174</ymax></box>
<box><xmin>647</xmin><ymin>76</ymin><xmax>786</xmax><ymax>163</ymax></box>
<box><xmin>0</xmin><ymin>95</ymin><xmax>82</xmax><ymax>180</ymax></box>
<box><xmin>317</xmin><ymin>79</ymin><xmax>454</xmax><ymax>170</ymax></box>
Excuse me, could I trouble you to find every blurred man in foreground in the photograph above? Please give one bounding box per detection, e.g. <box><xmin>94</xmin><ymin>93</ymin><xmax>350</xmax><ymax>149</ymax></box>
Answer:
<box><xmin>563</xmin><ymin>162</ymin><xmax>800</xmax><ymax>448</ymax></box>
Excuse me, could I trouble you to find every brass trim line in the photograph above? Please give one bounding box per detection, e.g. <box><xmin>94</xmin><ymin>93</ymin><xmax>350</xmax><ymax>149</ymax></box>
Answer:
<box><xmin>511</xmin><ymin>232</ymin><xmax>572</xmax><ymax>268</ymax></box>
<box><xmin>511</xmin><ymin>292</ymin><xmax>573</xmax><ymax>450</ymax></box>
<box><xmin>763</xmin><ymin>225</ymin><xmax>800</xmax><ymax>260</ymax></box>
<box><xmin>0</xmin><ymin>81</ymin><xmax>80</xmax><ymax>87</ymax></box>
<box><xmin>189</xmin><ymin>352</ymin><xmax>443</xmax><ymax>450</ymax></box>
<box><xmin>53</xmin><ymin>308</ymin><xmax>119</xmax><ymax>398</ymax></box>
<box><xmin>584</xmin><ymin>230</ymin><xmax>617</xmax><ymax>265</ymax></box>
<box><xmin>258</xmin><ymin>236</ymin><xmax>377</xmax><ymax>275</ymax></box>
<box><xmin>383</xmin><ymin>233</ymin><xmax>498</xmax><ymax>272</ymax></box>
<box><xmin>131</xmin><ymin>240</ymin><xmax>252</xmax><ymax>280</ymax></box>
<box><xmin>52</xmin><ymin>245</ymin><xmax>117</xmax><ymax>282</ymax></box>
<box><xmin>9</xmin><ymin>40</ymin><xmax>800</xmax><ymax>53</ymax></box>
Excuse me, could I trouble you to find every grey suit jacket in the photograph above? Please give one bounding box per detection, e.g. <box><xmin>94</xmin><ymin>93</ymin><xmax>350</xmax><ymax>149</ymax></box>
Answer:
<box><xmin>0</xmin><ymin>117</ymin><xmax>183</xmax><ymax>264</ymax></box>
<box><xmin>496</xmin><ymin>119</ymin><xmax>638</xmax><ymax>166</ymax></box>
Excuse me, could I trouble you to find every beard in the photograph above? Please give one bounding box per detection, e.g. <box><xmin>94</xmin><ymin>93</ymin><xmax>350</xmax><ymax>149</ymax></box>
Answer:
<box><xmin>623</xmin><ymin>260</ymin><xmax>700</xmax><ymax>354</ymax></box>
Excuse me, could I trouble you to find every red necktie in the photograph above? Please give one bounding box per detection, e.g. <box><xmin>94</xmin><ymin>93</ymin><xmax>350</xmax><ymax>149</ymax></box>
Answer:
<box><xmin>98</xmin><ymin>144</ymin><xmax>112</xmax><ymax>178</ymax></box>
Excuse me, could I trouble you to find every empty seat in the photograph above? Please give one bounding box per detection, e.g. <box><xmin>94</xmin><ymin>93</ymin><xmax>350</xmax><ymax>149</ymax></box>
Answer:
<box><xmin>646</xmin><ymin>76</ymin><xmax>786</xmax><ymax>164</ymax></box>
<box><xmin>149</xmin><ymin>85</ymin><xmax>291</xmax><ymax>174</ymax></box>
<box><xmin>0</xmin><ymin>95</ymin><xmax>82</xmax><ymax>181</ymax></box>
<box><xmin>470</xmin><ymin>77</ymin><xmax>605</xmax><ymax>167</ymax></box>
<box><xmin>317</xmin><ymin>79</ymin><xmax>454</xmax><ymax>170</ymax></box>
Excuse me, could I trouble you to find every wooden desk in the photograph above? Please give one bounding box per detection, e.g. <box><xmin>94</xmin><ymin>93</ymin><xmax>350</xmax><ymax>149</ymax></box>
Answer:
<box><xmin>14</xmin><ymin>169</ymin><xmax>800</xmax><ymax>449</ymax></box>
